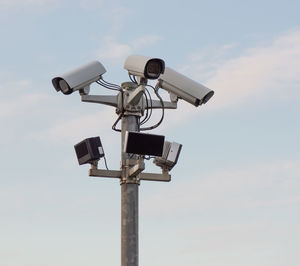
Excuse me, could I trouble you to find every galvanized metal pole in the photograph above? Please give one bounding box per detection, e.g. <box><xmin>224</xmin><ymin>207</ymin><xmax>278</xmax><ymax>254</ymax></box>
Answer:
<box><xmin>121</xmin><ymin>112</ymin><xmax>140</xmax><ymax>266</ymax></box>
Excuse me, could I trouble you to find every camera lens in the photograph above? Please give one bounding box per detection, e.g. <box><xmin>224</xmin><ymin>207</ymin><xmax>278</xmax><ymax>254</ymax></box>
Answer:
<box><xmin>145</xmin><ymin>60</ymin><xmax>162</xmax><ymax>79</ymax></box>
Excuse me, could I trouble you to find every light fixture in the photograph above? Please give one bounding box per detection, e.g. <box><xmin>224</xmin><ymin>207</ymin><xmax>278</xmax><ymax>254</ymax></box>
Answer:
<box><xmin>124</xmin><ymin>131</ymin><xmax>165</xmax><ymax>156</ymax></box>
<box><xmin>153</xmin><ymin>141</ymin><xmax>182</xmax><ymax>171</ymax></box>
<box><xmin>74</xmin><ymin>136</ymin><xmax>104</xmax><ymax>165</ymax></box>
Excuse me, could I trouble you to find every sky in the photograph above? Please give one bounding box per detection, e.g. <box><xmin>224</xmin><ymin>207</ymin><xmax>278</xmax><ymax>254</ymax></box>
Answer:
<box><xmin>0</xmin><ymin>0</ymin><xmax>300</xmax><ymax>265</ymax></box>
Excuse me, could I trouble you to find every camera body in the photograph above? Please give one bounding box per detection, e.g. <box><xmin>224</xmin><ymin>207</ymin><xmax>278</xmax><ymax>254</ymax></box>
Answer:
<box><xmin>124</xmin><ymin>55</ymin><xmax>165</xmax><ymax>80</ymax></box>
<box><xmin>52</xmin><ymin>61</ymin><xmax>106</xmax><ymax>95</ymax></box>
<box><xmin>158</xmin><ymin>67</ymin><xmax>214</xmax><ymax>106</ymax></box>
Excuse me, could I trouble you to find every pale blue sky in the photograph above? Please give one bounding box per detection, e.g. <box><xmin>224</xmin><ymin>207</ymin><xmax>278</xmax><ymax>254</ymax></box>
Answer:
<box><xmin>0</xmin><ymin>1</ymin><xmax>300</xmax><ymax>266</ymax></box>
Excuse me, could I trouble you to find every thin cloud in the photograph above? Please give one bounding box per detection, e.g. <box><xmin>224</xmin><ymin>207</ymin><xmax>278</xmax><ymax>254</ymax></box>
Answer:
<box><xmin>0</xmin><ymin>0</ymin><xmax>59</xmax><ymax>10</ymax></box>
<box><xmin>132</xmin><ymin>35</ymin><xmax>163</xmax><ymax>50</ymax></box>
<box><xmin>0</xmin><ymin>93</ymin><xmax>49</xmax><ymax>119</ymax></box>
<box><xmin>187</xmin><ymin>29</ymin><xmax>300</xmax><ymax>110</ymax></box>
<box><xmin>79</xmin><ymin>0</ymin><xmax>105</xmax><ymax>9</ymax></box>
<box><xmin>97</xmin><ymin>37</ymin><xmax>132</xmax><ymax>61</ymax></box>
<box><xmin>36</xmin><ymin>108</ymin><xmax>118</xmax><ymax>143</ymax></box>
<box><xmin>96</xmin><ymin>34</ymin><xmax>163</xmax><ymax>62</ymax></box>
<box><xmin>0</xmin><ymin>78</ymin><xmax>52</xmax><ymax>119</ymax></box>
<box><xmin>141</xmin><ymin>159</ymin><xmax>300</xmax><ymax>217</ymax></box>
<box><xmin>157</xmin><ymin>29</ymin><xmax>300</xmax><ymax>126</ymax></box>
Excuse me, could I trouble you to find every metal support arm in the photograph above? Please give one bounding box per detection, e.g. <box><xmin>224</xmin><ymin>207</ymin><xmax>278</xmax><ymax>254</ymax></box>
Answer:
<box><xmin>148</xmin><ymin>100</ymin><xmax>177</xmax><ymax>109</ymax></box>
<box><xmin>81</xmin><ymin>95</ymin><xmax>119</xmax><ymax>108</ymax></box>
<box><xmin>89</xmin><ymin>164</ymin><xmax>170</xmax><ymax>182</ymax></box>
<box><xmin>138</xmin><ymin>170</ymin><xmax>171</xmax><ymax>182</ymax></box>
<box><xmin>89</xmin><ymin>168</ymin><xmax>122</xmax><ymax>179</ymax></box>
<box><xmin>128</xmin><ymin>160</ymin><xmax>145</xmax><ymax>178</ymax></box>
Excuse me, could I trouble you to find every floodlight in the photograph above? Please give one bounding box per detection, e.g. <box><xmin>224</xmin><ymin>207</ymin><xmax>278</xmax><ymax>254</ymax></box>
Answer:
<box><xmin>154</xmin><ymin>141</ymin><xmax>182</xmax><ymax>170</ymax></box>
<box><xmin>124</xmin><ymin>131</ymin><xmax>165</xmax><ymax>156</ymax></box>
<box><xmin>74</xmin><ymin>136</ymin><xmax>104</xmax><ymax>165</ymax></box>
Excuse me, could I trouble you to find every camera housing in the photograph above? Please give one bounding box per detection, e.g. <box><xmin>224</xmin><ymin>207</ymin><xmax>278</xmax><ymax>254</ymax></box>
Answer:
<box><xmin>124</xmin><ymin>55</ymin><xmax>165</xmax><ymax>80</ymax></box>
<box><xmin>124</xmin><ymin>131</ymin><xmax>165</xmax><ymax>157</ymax></box>
<box><xmin>52</xmin><ymin>61</ymin><xmax>106</xmax><ymax>95</ymax></box>
<box><xmin>158</xmin><ymin>67</ymin><xmax>214</xmax><ymax>106</ymax></box>
<box><xmin>154</xmin><ymin>141</ymin><xmax>182</xmax><ymax>171</ymax></box>
<box><xmin>74</xmin><ymin>136</ymin><xmax>104</xmax><ymax>165</ymax></box>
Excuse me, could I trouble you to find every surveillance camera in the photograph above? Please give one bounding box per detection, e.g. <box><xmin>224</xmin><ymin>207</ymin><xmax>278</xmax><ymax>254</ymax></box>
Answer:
<box><xmin>52</xmin><ymin>61</ymin><xmax>106</xmax><ymax>95</ymax></box>
<box><xmin>124</xmin><ymin>55</ymin><xmax>165</xmax><ymax>80</ymax></box>
<box><xmin>154</xmin><ymin>141</ymin><xmax>182</xmax><ymax>171</ymax></box>
<box><xmin>158</xmin><ymin>67</ymin><xmax>214</xmax><ymax>106</ymax></box>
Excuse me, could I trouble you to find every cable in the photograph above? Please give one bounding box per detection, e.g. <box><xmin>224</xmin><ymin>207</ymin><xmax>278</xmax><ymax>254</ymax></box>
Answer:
<box><xmin>103</xmin><ymin>156</ymin><xmax>109</xmax><ymax>170</ymax></box>
<box><xmin>140</xmin><ymin>91</ymin><xmax>149</xmax><ymax>125</ymax></box>
<box><xmin>111</xmin><ymin>87</ymin><xmax>125</xmax><ymax>133</ymax></box>
<box><xmin>140</xmin><ymin>84</ymin><xmax>165</xmax><ymax>131</ymax></box>
<box><xmin>96</xmin><ymin>80</ymin><xmax>121</xmax><ymax>91</ymax></box>
<box><xmin>96</xmin><ymin>80</ymin><xmax>118</xmax><ymax>91</ymax></box>
<box><xmin>129</xmin><ymin>74</ymin><xmax>138</xmax><ymax>84</ymax></box>
<box><xmin>100</xmin><ymin>143</ymin><xmax>109</xmax><ymax>170</ymax></box>
<box><xmin>140</xmin><ymin>91</ymin><xmax>148</xmax><ymax>124</ymax></box>
<box><xmin>140</xmin><ymin>87</ymin><xmax>153</xmax><ymax>126</ymax></box>
<box><xmin>97</xmin><ymin>80</ymin><xmax>124</xmax><ymax>132</ymax></box>
<box><xmin>98</xmin><ymin>79</ymin><xmax>124</xmax><ymax>133</ymax></box>
<box><xmin>97</xmin><ymin>79</ymin><xmax>122</xmax><ymax>91</ymax></box>
<box><xmin>129</xmin><ymin>74</ymin><xmax>135</xmax><ymax>83</ymax></box>
<box><xmin>102</xmin><ymin>79</ymin><xmax>122</xmax><ymax>90</ymax></box>
<box><xmin>112</xmin><ymin>113</ymin><xmax>123</xmax><ymax>132</ymax></box>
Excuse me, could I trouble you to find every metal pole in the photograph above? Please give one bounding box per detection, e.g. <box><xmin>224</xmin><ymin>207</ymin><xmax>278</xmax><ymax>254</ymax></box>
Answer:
<box><xmin>121</xmin><ymin>114</ymin><xmax>139</xmax><ymax>266</ymax></box>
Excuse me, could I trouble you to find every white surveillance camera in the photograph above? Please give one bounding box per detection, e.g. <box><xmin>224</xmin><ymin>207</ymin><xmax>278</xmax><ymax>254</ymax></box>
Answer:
<box><xmin>154</xmin><ymin>141</ymin><xmax>182</xmax><ymax>171</ymax></box>
<box><xmin>52</xmin><ymin>61</ymin><xmax>106</xmax><ymax>95</ymax></box>
<box><xmin>124</xmin><ymin>55</ymin><xmax>165</xmax><ymax>80</ymax></box>
<box><xmin>158</xmin><ymin>67</ymin><xmax>214</xmax><ymax>106</ymax></box>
